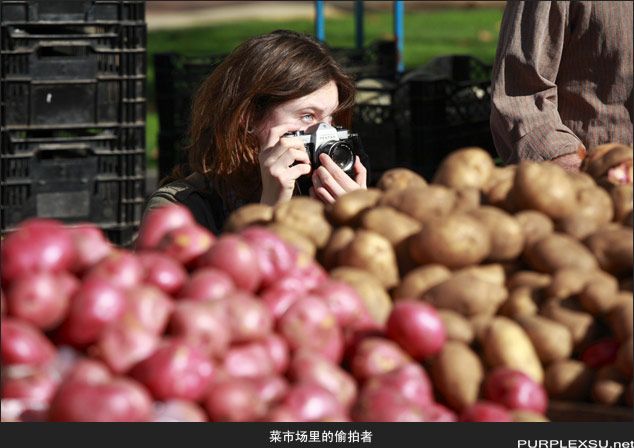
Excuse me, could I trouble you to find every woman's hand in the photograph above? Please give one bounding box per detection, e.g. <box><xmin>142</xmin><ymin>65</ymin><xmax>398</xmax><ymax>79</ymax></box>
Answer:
<box><xmin>309</xmin><ymin>153</ymin><xmax>367</xmax><ymax>204</ymax></box>
<box><xmin>259</xmin><ymin>125</ymin><xmax>312</xmax><ymax>206</ymax></box>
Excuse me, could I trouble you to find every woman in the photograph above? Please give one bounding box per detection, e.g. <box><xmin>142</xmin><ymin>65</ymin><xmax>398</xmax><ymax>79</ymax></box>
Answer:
<box><xmin>145</xmin><ymin>30</ymin><xmax>369</xmax><ymax>234</ymax></box>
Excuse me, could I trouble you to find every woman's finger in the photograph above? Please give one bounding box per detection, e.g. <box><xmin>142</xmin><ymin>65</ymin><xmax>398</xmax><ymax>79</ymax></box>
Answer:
<box><xmin>353</xmin><ymin>156</ymin><xmax>367</xmax><ymax>188</ymax></box>
<box><xmin>314</xmin><ymin>166</ymin><xmax>347</xmax><ymax>197</ymax></box>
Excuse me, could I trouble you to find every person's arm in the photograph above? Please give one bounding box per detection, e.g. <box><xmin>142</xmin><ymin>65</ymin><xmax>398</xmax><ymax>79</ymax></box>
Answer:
<box><xmin>490</xmin><ymin>1</ymin><xmax>585</xmax><ymax>170</ymax></box>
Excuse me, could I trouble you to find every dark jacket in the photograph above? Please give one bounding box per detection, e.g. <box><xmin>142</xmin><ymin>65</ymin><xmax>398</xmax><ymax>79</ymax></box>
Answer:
<box><xmin>143</xmin><ymin>172</ymin><xmax>231</xmax><ymax>234</ymax></box>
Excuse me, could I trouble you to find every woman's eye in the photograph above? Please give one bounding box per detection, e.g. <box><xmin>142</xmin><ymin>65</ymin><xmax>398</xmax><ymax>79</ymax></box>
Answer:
<box><xmin>301</xmin><ymin>114</ymin><xmax>315</xmax><ymax>123</ymax></box>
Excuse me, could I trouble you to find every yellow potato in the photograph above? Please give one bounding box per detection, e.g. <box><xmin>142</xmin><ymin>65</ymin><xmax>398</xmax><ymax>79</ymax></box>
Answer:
<box><xmin>267</xmin><ymin>223</ymin><xmax>316</xmax><ymax>258</ymax></box>
<box><xmin>507</xmin><ymin>270</ymin><xmax>552</xmax><ymax>290</ymax></box>
<box><xmin>591</xmin><ymin>366</ymin><xmax>626</xmax><ymax>406</ymax></box>
<box><xmin>320</xmin><ymin>226</ymin><xmax>355</xmax><ymax>270</ymax></box>
<box><xmin>274</xmin><ymin>197</ymin><xmax>331</xmax><ymax>248</ymax></box>
<box><xmin>392</xmin><ymin>264</ymin><xmax>451</xmax><ymax>300</ymax></box>
<box><xmin>360</xmin><ymin>206</ymin><xmax>421</xmax><ymax>246</ymax></box>
<box><xmin>433</xmin><ymin>147</ymin><xmax>495</xmax><ymax>190</ymax></box>
<box><xmin>584</xmin><ymin>225</ymin><xmax>633</xmax><ymax>277</ymax></box>
<box><xmin>540</xmin><ymin>300</ymin><xmax>600</xmax><ymax>351</ymax></box>
<box><xmin>544</xmin><ymin>360</ymin><xmax>595</xmax><ymax>401</ymax></box>
<box><xmin>409</xmin><ymin>213</ymin><xmax>491</xmax><ymax>269</ymax></box>
<box><xmin>512</xmin><ymin>161</ymin><xmax>577</xmax><ymax>219</ymax></box>
<box><xmin>515</xmin><ymin>314</ymin><xmax>573</xmax><ymax>364</ymax></box>
<box><xmin>437</xmin><ymin>310</ymin><xmax>474</xmax><ymax>344</ymax></box>
<box><xmin>483</xmin><ymin>317</ymin><xmax>544</xmax><ymax>383</ymax></box>
<box><xmin>376</xmin><ymin>168</ymin><xmax>427</xmax><ymax>191</ymax></box>
<box><xmin>329</xmin><ymin>267</ymin><xmax>392</xmax><ymax>325</ymax></box>
<box><xmin>329</xmin><ymin>188</ymin><xmax>382</xmax><ymax>226</ymax></box>
<box><xmin>338</xmin><ymin>230</ymin><xmax>400</xmax><ymax>289</ymax></box>
<box><xmin>523</xmin><ymin>233</ymin><xmax>599</xmax><ymax>273</ymax></box>
<box><xmin>514</xmin><ymin>210</ymin><xmax>555</xmax><ymax>247</ymax></box>
<box><xmin>224</xmin><ymin>203</ymin><xmax>273</xmax><ymax>232</ymax></box>
<box><xmin>498</xmin><ymin>286</ymin><xmax>542</xmax><ymax>319</ymax></box>
<box><xmin>422</xmin><ymin>271</ymin><xmax>507</xmax><ymax>317</ymax></box>
<box><xmin>469</xmin><ymin>206</ymin><xmax>525</xmax><ymax>261</ymax></box>
<box><xmin>379</xmin><ymin>185</ymin><xmax>457</xmax><ymax>224</ymax></box>
<box><xmin>430</xmin><ymin>341</ymin><xmax>484</xmax><ymax>411</ymax></box>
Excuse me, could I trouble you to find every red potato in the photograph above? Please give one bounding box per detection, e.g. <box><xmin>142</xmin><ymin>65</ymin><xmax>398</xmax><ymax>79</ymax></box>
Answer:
<box><xmin>67</xmin><ymin>224</ymin><xmax>112</xmax><ymax>273</ymax></box>
<box><xmin>169</xmin><ymin>300</ymin><xmax>231</xmax><ymax>359</ymax></box>
<box><xmin>178</xmin><ymin>268</ymin><xmax>235</xmax><ymax>302</ymax></box>
<box><xmin>349</xmin><ymin>337</ymin><xmax>412</xmax><ymax>382</ymax></box>
<box><xmin>277</xmin><ymin>296</ymin><xmax>344</xmax><ymax>364</ymax></box>
<box><xmin>124</xmin><ymin>285</ymin><xmax>174</xmax><ymax>336</ymax></box>
<box><xmin>280</xmin><ymin>382</ymin><xmax>344</xmax><ymax>422</ymax></box>
<box><xmin>49</xmin><ymin>377</ymin><xmax>152</xmax><ymax>422</ymax></box>
<box><xmin>63</xmin><ymin>358</ymin><xmax>111</xmax><ymax>385</ymax></box>
<box><xmin>1</xmin><ymin>218</ymin><xmax>75</xmax><ymax>284</ymax></box>
<box><xmin>460</xmin><ymin>401</ymin><xmax>513</xmax><ymax>422</ymax></box>
<box><xmin>130</xmin><ymin>340</ymin><xmax>215</xmax><ymax>401</ymax></box>
<box><xmin>152</xmin><ymin>400</ymin><xmax>208</xmax><ymax>422</ymax></box>
<box><xmin>1</xmin><ymin>370</ymin><xmax>59</xmax><ymax>405</ymax></box>
<box><xmin>221</xmin><ymin>343</ymin><xmax>276</xmax><ymax>379</ymax></box>
<box><xmin>251</xmin><ymin>376</ymin><xmax>289</xmax><ymax>407</ymax></box>
<box><xmin>1</xmin><ymin>318</ymin><xmax>56</xmax><ymax>366</ymax></box>
<box><xmin>420</xmin><ymin>403</ymin><xmax>458</xmax><ymax>422</ymax></box>
<box><xmin>353</xmin><ymin>386</ymin><xmax>425</xmax><ymax>422</ymax></box>
<box><xmin>195</xmin><ymin>234</ymin><xmax>262</xmax><ymax>292</ymax></box>
<box><xmin>289</xmin><ymin>350</ymin><xmax>358</xmax><ymax>410</ymax></box>
<box><xmin>138</xmin><ymin>251</ymin><xmax>188</xmax><ymax>296</ymax></box>
<box><xmin>6</xmin><ymin>271</ymin><xmax>78</xmax><ymax>330</ymax></box>
<box><xmin>84</xmin><ymin>250</ymin><xmax>144</xmax><ymax>291</ymax></box>
<box><xmin>310</xmin><ymin>280</ymin><xmax>369</xmax><ymax>328</ymax></box>
<box><xmin>260</xmin><ymin>334</ymin><xmax>290</xmax><ymax>374</ymax></box>
<box><xmin>157</xmin><ymin>223</ymin><xmax>215</xmax><ymax>266</ymax></box>
<box><xmin>483</xmin><ymin>367</ymin><xmax>548</xmax><ymax>414</ymax></box>
<box><xmin>204</xmin><ymin>378</ymin><xmax>267</xmax><ymax>422</ymax></box>
<box><xmin>135</xmin><ymin>204</ymin><xmax>195</xmax><ymax>250</ymax></box>
<box><xmin>265</xmin><ymin>405</ymin><xmax>303</xmax><ymax>422</ymax></box>
<box><xmin>96</xmin><ymin>318</ymin><xmax>159</xmax><ymax>374</ymax></box>
<box><xmin>282</xmin><ymin>256</ymin><xmax>329</xmax><ymax>293</ymax></box>
<box><xmin>260</xmin><ymin>286</ymin><xmax>303</xmax><ymax>321</ymax></box>
<box><xmin>580</xmin><ymin>339</ymin><xmax>620</xmax><ymax>369</ymax></box>
<box><xmin>239</xmin><ymin>226</ymin><xmax>299</xmax><ymax>289</ymax></box>
<box><xmin>363</xmin><ymin>363</ymin><xmax>435</xmax><ymax>410</ymax></box>
<box><xmin>385</xmin><ymin>300</ymin><xmax>446</xmax><ymax>360</ymax></box>
<box><xmin>225</xmin><ymin>291</ymin><xmax>273</xmax><ymax>343</ymax></box>
<box><xmin>58</xmin><ymin>277</ymin><xmax>127</xmax><ymax>347</ymax></box>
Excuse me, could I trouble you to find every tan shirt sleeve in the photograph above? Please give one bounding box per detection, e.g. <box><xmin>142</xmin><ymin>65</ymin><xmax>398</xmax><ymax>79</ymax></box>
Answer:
<box><xmin>490</xmin><ymin>1</ymin><xmax>584</xmax><ymax>164</ymax></box>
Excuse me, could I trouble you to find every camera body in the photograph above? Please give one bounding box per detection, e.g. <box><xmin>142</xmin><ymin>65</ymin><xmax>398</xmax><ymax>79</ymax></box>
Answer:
<box><xmin>284</xmin><ymin>123</ymin><xmax>363</xmax><ymax>178</ymax></box>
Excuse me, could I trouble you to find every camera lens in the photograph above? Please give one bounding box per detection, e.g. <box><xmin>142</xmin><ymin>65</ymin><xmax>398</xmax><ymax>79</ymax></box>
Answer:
<box><xmin>321</xmin><ymin>141</ymin><xmax>354</xmax><ymax>173</ymax></box>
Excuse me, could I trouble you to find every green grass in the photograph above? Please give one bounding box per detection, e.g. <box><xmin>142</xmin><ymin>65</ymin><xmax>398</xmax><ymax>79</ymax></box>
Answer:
<box><xmin>145</xmin><ymin>8</ymin><xmax>503</xmax><ymax>167</ymax></box>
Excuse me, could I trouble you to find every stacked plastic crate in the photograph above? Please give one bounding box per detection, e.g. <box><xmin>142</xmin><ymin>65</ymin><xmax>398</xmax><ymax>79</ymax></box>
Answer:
<box><xmin>1</xmin><ymin>0</ymin><xmax>146</xmax><ymax>246</ymax></box>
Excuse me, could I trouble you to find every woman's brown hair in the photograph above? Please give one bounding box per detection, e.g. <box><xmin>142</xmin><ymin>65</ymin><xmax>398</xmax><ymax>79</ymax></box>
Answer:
<box><xmin>170</xmin><ymin>29</ymin><xmax>356</xmax><ymax>209</ymax></box>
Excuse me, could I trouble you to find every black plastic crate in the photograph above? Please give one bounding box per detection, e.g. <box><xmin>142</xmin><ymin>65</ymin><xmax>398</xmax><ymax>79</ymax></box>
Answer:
<box><xmin>154</xmin><ymin>52</ymin><xmax>226</xmax><ymax>133</ymax></box>
<box><xmin>1</xmin><ymin>21</ymin><xmax>147</xmax><ymax>128</ymax></box>
<box><xmin>352</xmin><ymin>77</ymin><xmax>406</xmax><ymax>186</ymax></box>
<box><xmin>1</xmin><ymin>125</ymin><xmax>146</xmax><ymax>243</ymax></box>
<box><xmin>1</xmin><ymin>77</ymin><xmax>145</xmax><ymax>128</ymax></box>
<box><xmin>403</xmin><ymin>55</ymin><xmax>495</xmax><ymax>179</ymax></box>
<box><xmin>1</xmin><ymin>1</ymin><xmax>145</xmax><ymax>24</ymax></box>
<box><xmin>1</xmin><ymin>23</ymin><xmax>146</xmax><ymax>51</ymax></box>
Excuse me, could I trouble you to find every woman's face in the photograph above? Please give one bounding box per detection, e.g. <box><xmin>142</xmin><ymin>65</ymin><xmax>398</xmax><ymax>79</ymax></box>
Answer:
<box><xmin>254</xmin><ymin>80</ymin><xmax>339</xmax><ymax>150</ymax></box>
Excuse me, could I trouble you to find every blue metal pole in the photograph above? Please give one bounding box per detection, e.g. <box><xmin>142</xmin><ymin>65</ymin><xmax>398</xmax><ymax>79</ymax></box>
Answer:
<box><xmin>393</xmin><ymin>0</ymin><xmax>404</xmax><ymax>73</ymax></box>
<box><xmin>355</xmin><ymin>0</ymin><xmax>364</xmax><ymax>50</ymax></box>
<box><xmin>315</xmin><ymin>1</ymin><xmax>325</xmax><ymax>42</ymax></box>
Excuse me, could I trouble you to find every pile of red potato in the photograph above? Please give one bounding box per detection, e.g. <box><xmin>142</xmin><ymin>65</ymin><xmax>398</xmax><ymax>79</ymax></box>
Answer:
<box><xmin>1</xmin><ymin>143</ymin><xmax>632</xmax><ymax>422</ymax></box>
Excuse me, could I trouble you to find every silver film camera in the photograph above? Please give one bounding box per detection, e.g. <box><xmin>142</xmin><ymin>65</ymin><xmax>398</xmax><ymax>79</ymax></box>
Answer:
<box><xmin>284</xmin><ymin>123</ymin><xmax>362</xmax><ymax>178</ymax></box>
